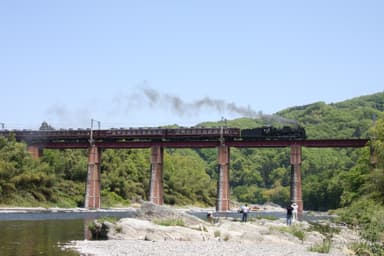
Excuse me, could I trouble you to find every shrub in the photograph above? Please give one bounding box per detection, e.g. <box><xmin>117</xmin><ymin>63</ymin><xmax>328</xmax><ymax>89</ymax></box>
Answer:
<box><xmin>310</xmin><ymin>238</ymin><xmax>332</xmax><ymax>253</ymax></box>
<box><xmin>254</xmin><ymin>215</ymin><xmax>279</xmax><ymax>221</ymax></box>
<box><xmin>153</xmin><ymin>218</ymin><xmax>185</xmax><ymax>227</ymax></box>
<box><xmin>308</xmin><ymin>222</ymin><xmax>340</xmax><ymax>235</ymax></box>
<box><xmin>350</xmin><ymin>242</ymin><xmax>384</xmax><ymax>256</ymax></box>
<box><xmin>291</xmin><ymin>227</ymin><xmax>305</xmax><ymax>243</ymax></box>
<box><xmin>101</xmin><ymin>190</ymin><xmax>130</xmax><ymax>207</ymax></box>
<box><xmin>275</xmin><ymin>226</ymin><xmax>305</xmax><ymax>243</ymax></box>
<box><xmin>223</xmin><ymin>234</ymin><xmax>230</xmax><ymax>241</ymax></box>
<box><xmin>88</xmin><ymin>221</ymin><xmax>109</xmax><ymax>240</ymax></box>
<box><xmin>336</xmin><ymin>199</ymin><xmax>384</xmax><ymax>243</ymax></box>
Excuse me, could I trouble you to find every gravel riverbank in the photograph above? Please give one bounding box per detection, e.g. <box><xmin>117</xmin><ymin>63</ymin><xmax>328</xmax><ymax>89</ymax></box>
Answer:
<box><xmin>64</xmin><ymin>203</ymin><xmax>358</xmax><ymax>256</ymax></box>
<box><xmin>68</xmin><ymin>239</ymin><xmax>342</xmax><ymax>256</ymax></box>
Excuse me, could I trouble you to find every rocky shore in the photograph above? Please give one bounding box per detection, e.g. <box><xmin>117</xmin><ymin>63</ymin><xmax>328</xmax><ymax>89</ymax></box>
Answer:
<box><xmin>64</xmin><ymin>203</ymin><xmax>360</xmax><ymax>256</ymax></box>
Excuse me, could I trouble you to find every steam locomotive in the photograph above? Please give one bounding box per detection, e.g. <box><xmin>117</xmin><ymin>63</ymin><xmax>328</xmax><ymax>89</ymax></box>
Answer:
<box><xmin>240</xmin><ymin>126</ymin><xmax>306</xmax><ymax>140</ymax></box>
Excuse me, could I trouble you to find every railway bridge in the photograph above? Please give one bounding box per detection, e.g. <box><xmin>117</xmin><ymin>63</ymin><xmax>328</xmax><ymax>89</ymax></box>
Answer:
<box><xmin>0</xmin><ymin>127</ymin><xmax>369</xmax><ymax>218</ymax></box>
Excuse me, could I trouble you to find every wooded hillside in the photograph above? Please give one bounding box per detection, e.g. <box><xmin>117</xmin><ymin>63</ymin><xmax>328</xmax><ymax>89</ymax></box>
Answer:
<box><xmin>0</xmin><ymin>92</ymin><xmax>383</xmax><ymax>211</ymax></box>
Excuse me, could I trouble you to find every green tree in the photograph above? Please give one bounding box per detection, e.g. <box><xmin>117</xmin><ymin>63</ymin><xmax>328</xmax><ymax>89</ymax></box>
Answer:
<box><xmin>101</xmin><ymin>149</ymin><xmax>150</xmax><ymax>204</ymax></box>
<box><xmin>163</xmin><ymin>149</ymin><xmax>216</xmax><ymax>206</ymax></box>
<box><xmin>0</xmin><ymin>136</ymin><xmax>57</xmax><ymax>205</ymax></box>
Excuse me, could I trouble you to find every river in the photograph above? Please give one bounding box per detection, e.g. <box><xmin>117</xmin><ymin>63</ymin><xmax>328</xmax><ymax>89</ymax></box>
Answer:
<box><xmin>0</xmin><ymin>211</ymin><xmax>136</xmax><ymax>256</ymax></box>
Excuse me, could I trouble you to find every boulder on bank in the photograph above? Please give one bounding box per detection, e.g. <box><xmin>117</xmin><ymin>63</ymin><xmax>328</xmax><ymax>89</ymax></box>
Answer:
<box><xmin>106</xmin><ymin>202</ymin><xmax>212</xmax><ymax>241</ymax></box>
<box><xmin>108</xmin><ymin>218</ymin><xmax>208</xmax><ymax>241</ymax></box>
<box><xmin>136</xmin><ymin>202</ymin><xmax>206</xmax><ymax>226</ymax></box>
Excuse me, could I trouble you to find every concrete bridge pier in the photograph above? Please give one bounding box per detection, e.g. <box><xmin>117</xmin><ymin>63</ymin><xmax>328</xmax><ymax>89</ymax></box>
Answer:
<box><xmin>216</xmin><ymin>144</ymin><xmax>230</xmax><ymax>212</ymax></box>
<box><xmin>149</xmin><ymin>145</ymin><xmax>164</xmax><ymax>205</ymax></box>
<box><xmin>85</xmin><ymin>145</ymin><xmax>101</xmax><ymax>209</ymax></box>
<box><xmin>290</xmin><ymin>144</ymin><xmax>303</xmax><ymax>220</ymax></box>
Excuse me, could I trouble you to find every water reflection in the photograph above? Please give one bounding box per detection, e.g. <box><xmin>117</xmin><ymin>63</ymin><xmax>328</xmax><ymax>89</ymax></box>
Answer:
<box><xmin>84</xmin><ymin>219</ymin><xmax>92</xmax><ymax>241</ymax></box>
<box><xmin>0</xmin><ymin>211</ymin><xmax>135</xmax><ymax>256</ymax></box>
<box><xmin>0</xmin><ymin>219</ymin><xmax>83</xmax><ymax>256</ymax></box>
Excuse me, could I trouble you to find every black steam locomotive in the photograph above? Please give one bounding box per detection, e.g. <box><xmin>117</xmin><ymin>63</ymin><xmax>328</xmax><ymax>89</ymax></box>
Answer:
<box><xmin>240</xmin><ymin>126</ymin><xmax>306</xmax><ymax>140</ymax></box>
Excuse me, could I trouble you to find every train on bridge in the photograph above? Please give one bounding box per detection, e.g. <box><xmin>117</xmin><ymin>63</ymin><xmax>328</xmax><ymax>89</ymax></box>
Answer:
<box><xmin>0</xmin><ymin>125</ymin><xmax>306</xmax><ymax>142</ymax></box>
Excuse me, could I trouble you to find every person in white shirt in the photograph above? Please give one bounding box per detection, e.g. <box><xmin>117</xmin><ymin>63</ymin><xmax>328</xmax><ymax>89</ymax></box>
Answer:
<box><xmin>291</xmin><ymin>202</ymin><xmax>298</xmax><ymax>222</ymax></box>
<box><xmin>240</xmin><ymin>204</ymin><xmax>250</xmax><ymax>222</ymax></box>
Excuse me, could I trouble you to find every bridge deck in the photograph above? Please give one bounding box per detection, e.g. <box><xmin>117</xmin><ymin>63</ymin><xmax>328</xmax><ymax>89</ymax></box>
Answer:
<box><xmin>0</xmin><ymin>129</ymin><xmax>369</xmax><ymax>148</ymax></box>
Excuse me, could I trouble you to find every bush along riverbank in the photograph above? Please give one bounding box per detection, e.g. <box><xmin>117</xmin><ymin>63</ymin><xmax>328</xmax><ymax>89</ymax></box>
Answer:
<box><xmin>334</xmin><ymin>199</ymin><xmax>384</xmax><ymax>256</ymax></box>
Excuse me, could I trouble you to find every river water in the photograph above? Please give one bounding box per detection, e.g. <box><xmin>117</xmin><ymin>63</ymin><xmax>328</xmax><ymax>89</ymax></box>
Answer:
<box><xmin>0</xmin><ymin>211</ymin><xmax>136</xmax><ymax>256</ymax></box>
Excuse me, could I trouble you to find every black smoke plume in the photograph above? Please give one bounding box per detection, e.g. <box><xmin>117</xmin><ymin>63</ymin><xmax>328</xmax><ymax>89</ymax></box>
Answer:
<box><xmin>140</xmin><ymin>87</ymin><xmax>297</xmax><ymax>124</ymax></box>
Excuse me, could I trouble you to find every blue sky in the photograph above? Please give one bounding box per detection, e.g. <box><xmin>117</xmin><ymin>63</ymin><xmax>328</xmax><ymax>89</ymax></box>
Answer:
<box><xmin>1</xmin><ymin>1</ymin><xmax>383</xmax><ymax>129</ymax></box>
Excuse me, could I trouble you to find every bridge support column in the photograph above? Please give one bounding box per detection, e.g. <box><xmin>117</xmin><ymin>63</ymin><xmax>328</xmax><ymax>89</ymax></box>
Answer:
<box><xmin>150</xmin><ymin>145</ymin><xmax>164</xmax><ymax>205</ymax></box>
<box><xmin>216</xmin><ymin>144</ymin><xmax>230</xmax><ymax>212</ymax></box>
<box><xmin>27</xmin><ymin>145</ymin><xmax>42</xmax><ymax>159</ymax></box>
<box><xmin>290</xmin><ymin>144</ymin><xmax>303</xmax><ymax>220</ymax></box>
<box><xmin>85</xmin><ymin>145</ymin><xmax>101</xmax><ymax>209</ymax></box>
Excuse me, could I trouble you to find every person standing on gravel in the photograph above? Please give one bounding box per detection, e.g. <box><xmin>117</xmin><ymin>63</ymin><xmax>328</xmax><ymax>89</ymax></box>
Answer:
<box><xmin>240</xmin><ymin>204</ymin><xmax>250</xmax><ymax>222</ymax></box>
<box><xmin>291</xmin><ymin>202</ymin><xmax>298</xmax><ymax>222</ymax></box>
<box><xmin>286</xmin><ymin>204</ymin><xmax>294</xmax><ymax>225</ymax></box>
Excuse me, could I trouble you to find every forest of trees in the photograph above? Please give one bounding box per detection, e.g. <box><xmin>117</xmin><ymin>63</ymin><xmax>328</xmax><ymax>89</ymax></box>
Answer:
<box><xmin>0</xmin><ymin>92</ymin><xmax>384</xmax><ymax>252</ymax></box>
<box><xmin>0</xmin><ymin>92</ymin><xmax>383</xmax><ymax>209</ymax></box>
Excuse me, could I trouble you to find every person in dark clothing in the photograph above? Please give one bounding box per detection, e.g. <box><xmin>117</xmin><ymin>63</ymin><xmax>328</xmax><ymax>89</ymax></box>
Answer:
<box><xmin>286</xmin><ymin>204</ymin><xmax>294</xmax><ymax>225</ymax></box>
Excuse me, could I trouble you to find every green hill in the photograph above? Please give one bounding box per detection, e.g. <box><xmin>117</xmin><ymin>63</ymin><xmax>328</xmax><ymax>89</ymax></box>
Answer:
<box><xmin>1</xmin><ymin>91</ymin><xmax>383</xmax><ymax>254</ymax></box>
<box><xmin>0</xmin><ymin>92</ymin><xmax>382</xmax><ymax>209</ymax></box>
<box><xmin>278</xmin><ymin>92</ymin><xmax>384</xmax><ymax>139</ymax></box>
